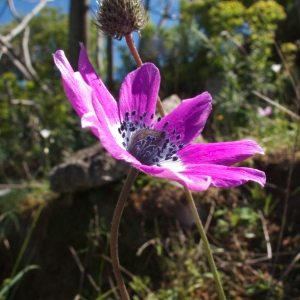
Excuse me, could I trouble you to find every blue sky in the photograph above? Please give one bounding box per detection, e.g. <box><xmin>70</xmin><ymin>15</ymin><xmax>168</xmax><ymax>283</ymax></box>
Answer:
<box><xmin>0</xmin><ymin>0</ymin><xmax>180</xmax><ymax>26</ymax></box>
<box><xmin>0</xmin><ymin>0</ymin><xmax>69</xmax><ymax>23</ymax></box>
<box><xmin>0</xmin><ymin>0</ymin><xmax>180</xmax><ymax>75</ymax></box>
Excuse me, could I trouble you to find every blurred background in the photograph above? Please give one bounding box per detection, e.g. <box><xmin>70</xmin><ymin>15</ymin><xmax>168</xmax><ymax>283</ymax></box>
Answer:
<box><xmin>0</xmin><ymin>0</ymin><xmax>300</xmax><ymax>299</ymax></box>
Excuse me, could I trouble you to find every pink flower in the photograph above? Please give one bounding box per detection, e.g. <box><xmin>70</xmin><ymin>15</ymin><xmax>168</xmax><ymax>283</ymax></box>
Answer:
<box><xmin>53</xmin><ymin>45</ymin><xmax>266</xmax><ymax>192</ymax></box>
<box><xmin>257</xmin><ymin>106</ymin><xmax>272</xmax><ymax>117</ymax></box>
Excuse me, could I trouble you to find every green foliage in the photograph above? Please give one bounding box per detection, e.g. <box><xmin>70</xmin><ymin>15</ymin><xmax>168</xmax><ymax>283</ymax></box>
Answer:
<box><xmin>0</xmin><ymin>8</ymin><xmax>97</xmax><ymax>179</ymax></box>
<box><xmin>209</xmin><ymin>1</ymin><xmax>246</xmax><ymax>35</ymax></box>
<box><xmin>0</xmin><ymin>265</ymin><xmax>40</xmax><ymax>298</ymax></box>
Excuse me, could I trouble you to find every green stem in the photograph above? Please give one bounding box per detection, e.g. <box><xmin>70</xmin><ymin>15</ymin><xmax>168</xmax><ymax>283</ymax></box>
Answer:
<box><xmin>110</xmin><ymin>167</ymin><xmax>139</xmax><ymax>300</ymax></box>
<box><xmin>185</xmin><ymin>188</ymin><xmax>226</xmax><ymax>300</ymax></box>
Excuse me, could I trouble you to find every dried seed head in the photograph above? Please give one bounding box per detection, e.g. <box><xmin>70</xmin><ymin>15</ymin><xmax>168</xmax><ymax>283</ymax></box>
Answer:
<box><xmin>95</xmin><ymin>0</ymin><xmax>147</xmax><ymax>40</ymax></box>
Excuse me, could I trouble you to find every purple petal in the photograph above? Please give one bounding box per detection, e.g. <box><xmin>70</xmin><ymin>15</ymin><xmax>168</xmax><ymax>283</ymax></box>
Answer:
<box><xmin>187</xmin><ymin>164</ymin><xmax>266</xmax><ymax>188</ymax></box>
<box><xmin>86</xmin><ymin>93</ymin><xmax>134</xmax><ymax>161</ymax></box>
<box><xmin>118</xmin><ymin>63</ymin><xmax>160</xmax><ymax>125</ymax></box>
<box><xmin>154</xmin><ymin>92</ymin><xmax>212</xmax><ymax>144</ymax></box>
<box><xmin>136</xmin><ymin>164</ymin><xmax>212</xmax><ymax>192</ymax></box>
<box><xmin>178</xmin><ymin>140</ymin><xmax>264</xmax><ymax>166</ymax></box>
<box><xmin>53</xmin><ymin>50</ymin><xmax>94</xmax><ymax>117</ymax></box>
<box><xmin>78</xmin><ymin>44</ymin><xmax>119</xmax><ymax>125</ymax></box>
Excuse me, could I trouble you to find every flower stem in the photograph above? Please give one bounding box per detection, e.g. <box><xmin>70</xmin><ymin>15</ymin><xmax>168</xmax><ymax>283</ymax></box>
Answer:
<box><xmin>125</xmin><ymin>33</ymin><xmax>226</xmax><ymax>300</ymax></box>
<box><xmin>125</xmin><ymin>34</ymin><xmax>143</xmax><ymax>67</ymax></box>
<box><xmin>111</xmin><ymin>166</ymin><xmax>139</xmax><ymax>300</ymax></box>
<box><xmin>184</xmin><ymin>187</ymin><xmax>226</xmax><ymax>300</ymax></box>
<box><xmin>125</xmin><ymin>33</ymin><xmax>165</xmax><ymax>117</ymax></box>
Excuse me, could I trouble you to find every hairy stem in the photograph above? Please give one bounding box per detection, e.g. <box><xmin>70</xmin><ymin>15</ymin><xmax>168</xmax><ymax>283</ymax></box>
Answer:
<box><xmin>111</xmin><ymin>167</ymin><xmax>139</xmax><ymax>300</ymax></box>
<box><xmin>125</xmin><ymin>33</ymin><xmax>165</xmax><ymax>117</ymax></box>
<box><xmin>125</xmin><ymin>34</ymin><xmax>143</xmax><ymax>67</ymax></box>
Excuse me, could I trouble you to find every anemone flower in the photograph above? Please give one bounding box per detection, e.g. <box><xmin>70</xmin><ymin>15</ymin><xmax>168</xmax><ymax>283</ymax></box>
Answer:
<box><xmin>53</xmin><ymin>45</ymin><xmax>266</xmax><ymax>192</ymax></box>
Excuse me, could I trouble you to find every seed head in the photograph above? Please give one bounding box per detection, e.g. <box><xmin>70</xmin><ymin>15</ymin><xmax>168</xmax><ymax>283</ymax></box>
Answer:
<box><xmin>95</xmin><ymin>0</ymin><xmax>147</xmax><ymax>40</ymax></box>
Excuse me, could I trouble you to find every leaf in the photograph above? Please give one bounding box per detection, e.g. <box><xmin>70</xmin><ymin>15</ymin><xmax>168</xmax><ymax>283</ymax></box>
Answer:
<box><xmin>0</xmin><ymin>265</ymin><xmax>40</xmax><ymax>297</ymax></box>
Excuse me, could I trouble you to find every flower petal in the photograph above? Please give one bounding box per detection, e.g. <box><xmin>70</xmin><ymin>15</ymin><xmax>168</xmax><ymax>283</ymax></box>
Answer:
<box><xmin>84</xmin><ymin>92</ymin><xmax>131</xmax><ymax>161</ymax></box>
<box><xmin>186</xmin><ymin>164</ymin><xmax>266</xmax><ymax>188</ymax></box>
<box><xmin>53</xmin><ymin>50</ymin><xmax>94</xmax><ymax>117</ymax></box>
<box><xmin>118</xmin><ymin>63</ymin><xmax>160</xmax><ymax>125</ymax></box>
<box><xmin>136</xmin><ymin>164</ymin><xmax>212</xmax><ymax>192</ymax></box>
<box><xmin>154</xmin><ymin>92</ymin><xmax>212</xmax><ymax>144</ymax></box>
<box><xmin>178</xmin><ymin>140</ymin><xmax>264</xmax><ymax>166</ymax></box>
<box><xmin>78</xmin><ymin>43</ymin><xmax>119</xmax><ymax>126</ymax></box>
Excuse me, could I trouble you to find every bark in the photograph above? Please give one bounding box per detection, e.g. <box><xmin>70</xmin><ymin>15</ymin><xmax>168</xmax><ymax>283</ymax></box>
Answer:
<box><xmin>69</xmin><ymin>0</ymin><xmax>90</xmax><ymax>70</ymax></box>
<box><xmin>106</xmin><ymin>36</ymin><xmax>115</xmax><ymax>94</ymax></box>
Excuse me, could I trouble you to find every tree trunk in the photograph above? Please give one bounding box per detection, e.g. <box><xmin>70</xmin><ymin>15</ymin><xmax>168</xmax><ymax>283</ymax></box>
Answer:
<box><xmin>106</xmin><ymin>36</ymin><xmax>115</xmax><ymax>95</ymax></box>
<box><xmin>69</xmin><ymin>0</ymin><xmax>90</xmax><ymax>70</ymax></box>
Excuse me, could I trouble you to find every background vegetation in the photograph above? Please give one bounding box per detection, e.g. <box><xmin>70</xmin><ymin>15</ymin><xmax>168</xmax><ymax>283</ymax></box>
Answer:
<box><xmin>0</xmin><ymin>0</ymin><xmax>300</xmax><ymax>299</ymax></box>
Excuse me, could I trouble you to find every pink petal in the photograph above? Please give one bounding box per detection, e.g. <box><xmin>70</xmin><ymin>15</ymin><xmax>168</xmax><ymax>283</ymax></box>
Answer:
<box><xmin>154</xmin><ymin>92</ymin><xmax>212</xmax><ymax>144</ymax></box>
<box><xmin>178</xmin><ymin>140</ymin><xmax>264</xmax><ymax>166</ymax></box>
<box><xmin>53</xmin><ymin>50</ymin><xmax>94</xmax><ymax>117</ymax></box>
<box><xmin>137</xmin><ymin>164</ymin><xmax>212</xmax><ymax>192</ymax></box>
<box><xmin>187</xmin><ymin>164</ymin><xmax>266</xmax><ymax>188</ymax></box>
<box><xmin>265</xmin><ymin>106</ymin><xmax>272</xmax><ymax>116</ymax></box>
<box><xmin>118</xmin><ymin>63</ymin><xmax>160</xmax><ymax>125</ymax></box>
<box><xmin>78</xmin><ymin>44</ymin><xmax>119</xmax><ymax>125</ymax></box>
<box><xmin>87</xmin><ymin>93</ymin><xmax>132</xmax><ymax>161</ymax></box>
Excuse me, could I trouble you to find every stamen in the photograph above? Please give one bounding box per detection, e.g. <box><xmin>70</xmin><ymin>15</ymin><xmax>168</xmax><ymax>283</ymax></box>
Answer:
<box><xmin>118</xmin><ymin>114</ymin><xmax>183</xmax><ymax>167</ymax></box>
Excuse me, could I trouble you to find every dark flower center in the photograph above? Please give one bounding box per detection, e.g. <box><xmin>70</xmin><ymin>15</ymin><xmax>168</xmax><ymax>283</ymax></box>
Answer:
<box><xmin>118</xmin><ymin>110</ymin><xmax>184</xmax><ymax>166</ymax></box>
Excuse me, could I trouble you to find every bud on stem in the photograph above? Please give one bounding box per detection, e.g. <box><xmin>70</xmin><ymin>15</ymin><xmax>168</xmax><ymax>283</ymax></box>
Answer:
<box><xmin>95</xmin><ymin>0</ymin><xmax>147</xmax><ymax>40</ymax></box>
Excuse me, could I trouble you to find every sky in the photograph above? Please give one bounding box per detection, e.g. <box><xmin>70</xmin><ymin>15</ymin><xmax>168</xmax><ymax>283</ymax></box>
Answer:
<box><xmin>0</xmin><ymin>0</ymin><xmax>180</xmax><ymax>74</ymax></box>
<box><xmin>0</xmin><ymin>0</ymin><xmax>180</xmax><ymax>26</ymax></box>
<box><xmin>0</xmin><ymin>0</ymin><xmax>69</xmax><ymax>23</ymax></box>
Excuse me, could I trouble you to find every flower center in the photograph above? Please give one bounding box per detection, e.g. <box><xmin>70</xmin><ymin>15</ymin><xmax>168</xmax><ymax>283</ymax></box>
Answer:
<box><xmin>118</xmin><ymin>110</ymin><xmax>184</xmax><ymax>167</ymax></box>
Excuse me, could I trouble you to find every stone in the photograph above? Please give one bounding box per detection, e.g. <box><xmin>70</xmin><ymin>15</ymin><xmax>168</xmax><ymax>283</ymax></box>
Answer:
<box><xmin>49</xmin><ymin>143</ymin><xmax>129</xmax><ymax>193</ymax></box>
<box><xmin>160</xmin><ymin>94</ymin><xmax>181</xmax><ymax>114</ymax></box>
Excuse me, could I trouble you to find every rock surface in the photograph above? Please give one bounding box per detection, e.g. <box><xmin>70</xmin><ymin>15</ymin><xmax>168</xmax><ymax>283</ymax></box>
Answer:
<box><xmin>49</xmin><ymin>143</ymin><xmax>129</xmax><ymax>193</ymax></box>
<box><xmin>49</xmin><ymin>94</ymin><xmax>183</xmax><ymax>193</ymax></box>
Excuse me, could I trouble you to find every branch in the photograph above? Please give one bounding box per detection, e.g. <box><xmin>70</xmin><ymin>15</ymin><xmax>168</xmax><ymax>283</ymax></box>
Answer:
<box><xmin>0</xmin><ymin>43</ymin><xmax>34</xmax><ymax>80</ymax></box>
<box><xmin>8</xmin><ymin>0</ymin><xmax>21</xmax><ymax>21</ymax></box>
<box><xmin>2</xmin><ymin>0</ymin><xmax>53</xmax><ymax>43</ymax></box>
<box><xmin>22</xmin><ymin>26</ymin><xmax>37</xmax><ymax>77</ymax></box>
